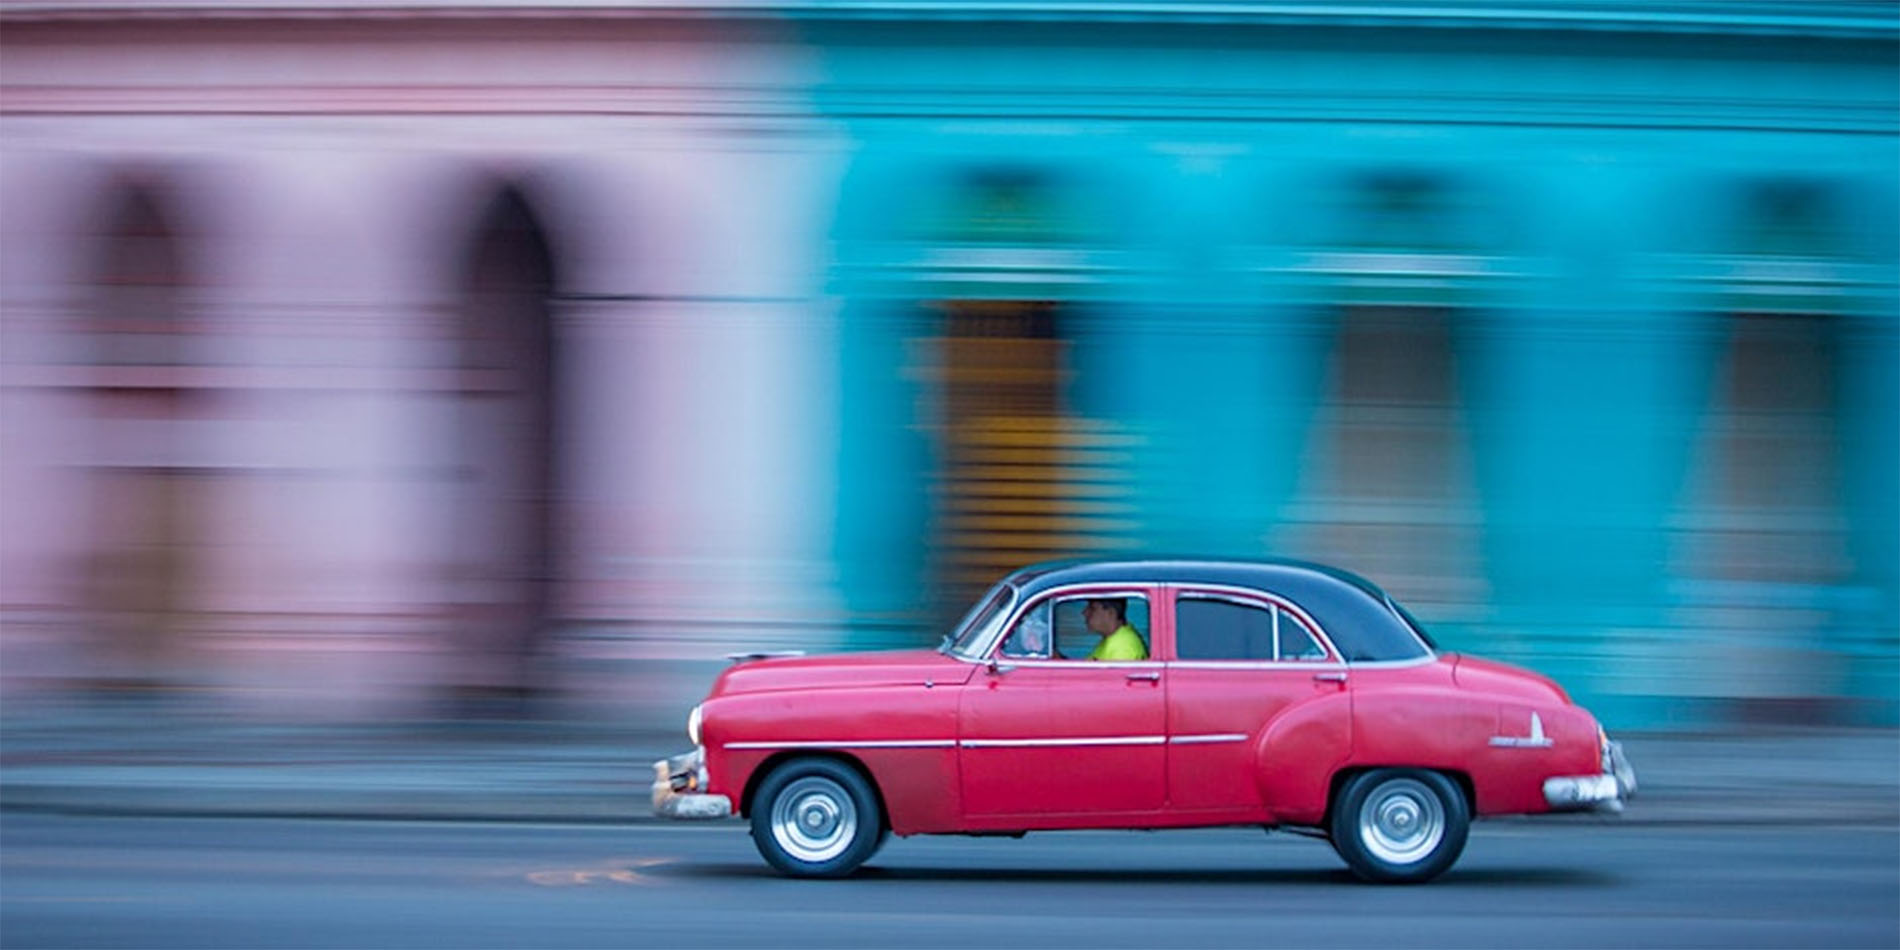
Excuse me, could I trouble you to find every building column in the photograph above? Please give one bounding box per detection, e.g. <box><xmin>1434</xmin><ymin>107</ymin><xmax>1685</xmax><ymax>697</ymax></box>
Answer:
<box><xmin>1469</xmin><ymin>166</ymin><xmax>1706</xmax><ymax>726</ymax></box>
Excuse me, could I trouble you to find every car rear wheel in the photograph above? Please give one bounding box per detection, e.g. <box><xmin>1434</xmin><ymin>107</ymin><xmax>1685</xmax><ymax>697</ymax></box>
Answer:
<box><xmin>749</xmin><ymin>758</ymin><xmax>885</xmax><ymax>878</ymax></box>
<box><xmin>1329</xmin><ymin>768</ymin><xmax>1469</xmax><ymax>883</ymax></box>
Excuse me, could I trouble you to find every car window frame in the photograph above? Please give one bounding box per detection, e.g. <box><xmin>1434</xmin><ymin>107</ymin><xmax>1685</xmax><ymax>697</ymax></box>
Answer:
<box><xmin>1164</xmin><ymin>584</ymin><xmax>1343</xmax><ymax>667</ymax></box>
<box><xmin>976</xmin><ymin>583</ymin><xmax>1161</xmax><ymax>667</ymax></box>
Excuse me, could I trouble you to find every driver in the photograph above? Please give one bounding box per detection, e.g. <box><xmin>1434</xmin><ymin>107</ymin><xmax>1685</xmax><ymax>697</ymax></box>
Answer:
<box><xmin>1083</xmin><ymin>598</ymin><xmax>1147</xmax><ymax>661</ymax></box>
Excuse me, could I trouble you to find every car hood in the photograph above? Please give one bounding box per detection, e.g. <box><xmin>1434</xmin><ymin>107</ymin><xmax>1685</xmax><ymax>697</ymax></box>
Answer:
<box><xmin>711</xmin><ymin>648</ymin><xmax>978</xmax><ymax>697</ymax></box>
<box><xmin>1449</xmin><ymin>653</ymin><xmax>1572</xmax><ymax>705</ymax></box>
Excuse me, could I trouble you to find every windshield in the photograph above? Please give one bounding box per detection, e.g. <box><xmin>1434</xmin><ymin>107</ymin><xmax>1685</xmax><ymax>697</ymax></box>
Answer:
<box><xmin>942</xmin><ymin>583</ymin><xmax>1016</xmax><ymax>658</ymax></box>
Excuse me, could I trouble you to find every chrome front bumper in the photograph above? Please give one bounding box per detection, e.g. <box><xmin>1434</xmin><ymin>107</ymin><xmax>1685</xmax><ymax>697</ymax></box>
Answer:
<box><xmin>1544</xmin><ymin>738</ymin><xmax>1638</xmax><ymax>814</ymax></box>
<box><xmin>650</xmin><ymin>748</ymin><xmax>733</xmax><ymax>820</ymax></box>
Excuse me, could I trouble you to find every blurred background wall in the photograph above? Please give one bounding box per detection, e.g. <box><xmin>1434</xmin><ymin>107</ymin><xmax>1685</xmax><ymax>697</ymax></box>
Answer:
<box><xmin>2</xmin><ymin>0</ymin><xmax>1894</xmax><ymax>728</ymax></box>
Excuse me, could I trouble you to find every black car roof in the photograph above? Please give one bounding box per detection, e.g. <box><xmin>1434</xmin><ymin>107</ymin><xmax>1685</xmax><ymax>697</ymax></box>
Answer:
<box><xmin>1007</xmin><ymin>556</ymin><xmax>1388</xmax><ymax>596</ymax></box>
<box><xmin>1002</xmin><ymin>557</ymin><xmax>1434</xmax><ymax>663</ymax></box>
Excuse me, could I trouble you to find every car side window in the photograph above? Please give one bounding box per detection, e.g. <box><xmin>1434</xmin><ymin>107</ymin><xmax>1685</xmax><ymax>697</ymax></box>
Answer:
<box><xmin>1000</xmin><ymin>601</ymin><xmax>1055</xmax><ymax>658</ymax></box>
<box><xmin>999</xmin><ymin>593</ymin><xmax>1152</xmax><ymax>660</ymax></box>
<box><xmin>1175</xmin><ymin>597</ymin><xmax>1275</xmax><ymax>660</ymax></box>
<box><xmin>1056</xmin><ymin>595</ymin><xmax>1150</xmax><ymax>660</ymax></box>
<box><xmin>1176</xmin><ymin>595</ymin><xmax>1332</xmax><ymax>661</ymax></box>
<box><xmin>1276</xmin><ymin>607</ymin><xmax>1328</xmax><ymax>661</ymax></box>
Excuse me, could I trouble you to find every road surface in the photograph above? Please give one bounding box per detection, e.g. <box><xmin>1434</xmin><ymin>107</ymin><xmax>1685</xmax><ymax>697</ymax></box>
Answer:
<box><xmin>4</xmin><ymin>814</ymin><xmax>1895</xmax><ymax>948</ymax></box>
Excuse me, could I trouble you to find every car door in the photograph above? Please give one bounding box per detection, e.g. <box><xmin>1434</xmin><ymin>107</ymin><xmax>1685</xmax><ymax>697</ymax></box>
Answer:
<box><xmin>958</xmin><ymin>585</ymin><xmax>1167</xmax><ymax>819</ymax></box>
<box><xmin>1162</xmin><ymin>585</ymin><xmax>1349</xmax><ymax>816</ymax></box>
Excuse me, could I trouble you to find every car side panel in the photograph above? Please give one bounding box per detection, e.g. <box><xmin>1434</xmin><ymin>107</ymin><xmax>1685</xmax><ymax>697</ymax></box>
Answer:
<box><xmin>958</xmin><ymin>661</ymin><xmax>1169</xmax><ymax>817</ymax></box>
<box><xmin>1345</xmin><ymin>668</ymin><xmax>1601</xmax><ymax>816</ymax></box>
<box><xmin>1464</xmin><ymin>702</ymin><xmax>1604</xmax><ymax>814</ymax></box>
<box><xmin>950</xmin><ymin>808</ymin><xmax>1270</xmax><ymax>833</ymax></box>
<box><xmin>1252</xmin><ymin>690</ymin><xmax>1355</xmax><ymax>825</ymax></box>
<box><xmin>698</xmin><ymin>652</ymin><xmax>1608</xmax><ymax>836</ymax></box>
<box><xmin>1164</xmin><ymin>666</ymin><xmax>1347</xmax><ymax>817</ymax></box>
<box><xmin>701</xmin><ymin>677</ymin><xmax>969</xmax><ymax>836</ymax></box>
<box><xmin>852</xmin><ymin>747</ymin><xmax>964</xmax><ymax>834</ymax></box>
<box><xmin>1165</xmin><ymin>667</ymin><xmax>1286</xmax><ymax>814</ymax></box>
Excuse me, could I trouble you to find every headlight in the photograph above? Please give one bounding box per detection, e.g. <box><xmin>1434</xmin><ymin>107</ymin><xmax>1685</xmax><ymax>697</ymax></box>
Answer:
<box><xmin>687</xmin><ymin>704</ymin><xmax>703</xmax><ymax>746</ymax></box>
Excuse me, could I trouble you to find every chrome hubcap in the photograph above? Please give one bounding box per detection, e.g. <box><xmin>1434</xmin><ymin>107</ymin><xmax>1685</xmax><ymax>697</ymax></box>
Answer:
<box><xmin>770</xmin><ymin>776</ymin><xmax>857</xmax><ymax>863</ymax></box>
<box><xmin>1358</xmin><ymin>778</ymin><xmax>1445</xmax><ymax>865</ymax></box>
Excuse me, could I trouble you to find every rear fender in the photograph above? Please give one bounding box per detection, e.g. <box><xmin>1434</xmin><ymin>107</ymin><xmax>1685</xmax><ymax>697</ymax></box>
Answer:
<box><xmin>1253</xmin><ymin>691</ymin><xmax>1352</xmax><ymax>825</ymax></box>
<box><xmin>1346</xmin><ymin>688</ymin><xmax>1599</xmax><ymax>815</ymax></box>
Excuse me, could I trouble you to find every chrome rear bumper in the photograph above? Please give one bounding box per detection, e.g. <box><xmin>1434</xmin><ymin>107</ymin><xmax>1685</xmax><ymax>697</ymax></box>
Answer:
<box><xmin>1544</xmin><ymin>739</ymin><xmax>1638</xmax><ymax>814</ymax></box>
<box><xmin>651</xmin><ymin>748</ymin><xmax>733</xmax><ymax>820</ymax></box>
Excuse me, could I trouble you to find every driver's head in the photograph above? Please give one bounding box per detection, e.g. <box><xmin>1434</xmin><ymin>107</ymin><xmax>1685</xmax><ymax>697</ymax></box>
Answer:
<box><xmin>1083</xmin><ymin>598</ymin><xmax>1126</xmax><ymax>636</ymax></box>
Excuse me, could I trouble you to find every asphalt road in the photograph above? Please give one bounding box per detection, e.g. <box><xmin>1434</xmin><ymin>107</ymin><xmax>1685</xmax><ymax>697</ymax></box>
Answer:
<box><xmin>3</xmin><ymin>814</ymin><xmax>1896</xmax><ymax>949</ymax></box>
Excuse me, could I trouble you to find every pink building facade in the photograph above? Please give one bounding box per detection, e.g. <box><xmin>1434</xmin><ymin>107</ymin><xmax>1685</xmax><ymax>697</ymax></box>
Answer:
<box><xmin>2</xmin><ymin>8</ymin><xmax>849</xmax><ymax>712</ymax></box>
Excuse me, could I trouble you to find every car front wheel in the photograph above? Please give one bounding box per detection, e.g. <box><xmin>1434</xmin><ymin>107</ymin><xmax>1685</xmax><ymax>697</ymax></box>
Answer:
<box><xmin>749</xmin><ymin>758</ymin><xmax>885</xmax><ymax>878</ymax></box>
<box><xmin>1329</xmin><ymin>768</ymin><xmax>1469</xmax><ymax>883</ymax></box>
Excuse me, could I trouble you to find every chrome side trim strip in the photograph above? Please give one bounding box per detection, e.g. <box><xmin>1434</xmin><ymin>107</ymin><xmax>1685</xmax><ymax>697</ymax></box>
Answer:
<box><xmin>961</xmin><ymin>735</ymin><xmax>1166</xmax><ymax>748</ymax></box>
<box><xmin>1167</xmin><ymin>660</ymin><xmax>1347</xmax><ymax>672</ymax></box>
<box><xmin>1349</xmin><ymin>655</ymin><xmax>1440</xmax><ymax>670</ymax></box>
<box><xmin>724</xmin><ymin>739</ymin><xmax>957</xmax><ymax>750</ymax></box>
<box><xmin>729</xmin><ymin>734</ymin><xmax>1249</xmax><ymax>750</ymax></box>
<box><xmin>998</xmin><ymin>659</ymin><xmax>1164</xmax><ymax>669</ymax></box>
<box><xmin>1489</xmin><ymin>711</ymin><xmax>1555</xmax><ymax>748</ymax></box>
<box><xmin>1168</xmin><ymin>733</ymin><xmax>1250</xmax><ymax>745</ymax></box>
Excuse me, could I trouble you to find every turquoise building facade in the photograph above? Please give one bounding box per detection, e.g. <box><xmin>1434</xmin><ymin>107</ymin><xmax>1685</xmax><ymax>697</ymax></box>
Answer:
<box><xmin>815</xmin><ymin>2</ymin><xmax>1899</xmax><ymax>727</ymax></box>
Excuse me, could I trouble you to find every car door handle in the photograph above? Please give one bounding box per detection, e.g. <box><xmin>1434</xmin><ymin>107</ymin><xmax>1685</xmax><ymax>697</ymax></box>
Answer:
<box><xmin>1125</xmin><ymin>671</ymin><xmax>1160</xmax><ymax>682</ymax></box>
<box><xmin>1312</xmin><ymin>671</ymin><xmax>1348</xmax><ymax>684</ymax></box>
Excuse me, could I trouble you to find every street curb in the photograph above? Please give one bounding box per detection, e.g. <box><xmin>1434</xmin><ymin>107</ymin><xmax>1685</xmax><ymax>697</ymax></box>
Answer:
<box><xmin>0</xmin><ymin>803</ymin><xmax>659</xmax><ymax>825</ymax></box>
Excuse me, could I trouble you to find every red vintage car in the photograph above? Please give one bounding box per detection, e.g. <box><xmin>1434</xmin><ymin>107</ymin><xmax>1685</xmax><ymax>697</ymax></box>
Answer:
<box><xmin>652</xmin><ymin>558</ymin><xmax>1636</xmax><ymax>883</ymax></box>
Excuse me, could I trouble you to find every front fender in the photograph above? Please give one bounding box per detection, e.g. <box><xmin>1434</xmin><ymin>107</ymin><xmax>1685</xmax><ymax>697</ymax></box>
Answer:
<box><xmin>700</xmin><ymin>682</ymin><xmax>965</xmax><ymax>835</ymax></box>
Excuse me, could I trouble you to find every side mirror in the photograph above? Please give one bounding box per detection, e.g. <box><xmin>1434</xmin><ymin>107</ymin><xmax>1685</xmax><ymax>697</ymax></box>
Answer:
<box><xmin>986</xmin><ymin>657</ymin><xmax>1015</xmax><ymax>676</ymax></box>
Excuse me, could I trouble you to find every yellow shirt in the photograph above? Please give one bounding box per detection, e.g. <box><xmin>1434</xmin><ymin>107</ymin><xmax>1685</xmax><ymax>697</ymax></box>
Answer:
<box><xmin>1088</xmin><ymin>624</ymin><xmax>1148</xmax><ymax>661</ymax></box>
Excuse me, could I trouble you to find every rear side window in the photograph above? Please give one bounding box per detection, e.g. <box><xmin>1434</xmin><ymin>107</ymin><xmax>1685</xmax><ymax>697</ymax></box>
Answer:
<box><xmin>1276</xmin><ymin>609</ymin><xmax>1327</xmax><ymax>660</ymax></box>
<box><xmin>1193</xmin><ymin>567</ymin><xmax>1433</xmax><ymax>663</ymax></box>
<box><xmin>1176</xmin><ymin>598</ymin><xmax>1275</xmax><ymax>660</ymax></box>
<box><xmin>1176</xmin><ymin>596</ymin><xmax>1332</xmax><ymax>662</ymax></box>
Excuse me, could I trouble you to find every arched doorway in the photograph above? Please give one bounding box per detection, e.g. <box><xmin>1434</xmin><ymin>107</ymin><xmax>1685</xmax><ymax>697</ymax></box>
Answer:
<box><xmin>449</xmin><ymin>184</ymin><xmax>561</xmax><ymax>714</ymax></box>
<box><xmin>83</xmin><ymin>180</ymin><xmax>200</xmax><ymax>692</ymax></box>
